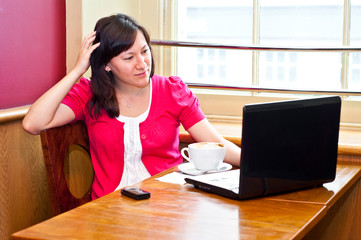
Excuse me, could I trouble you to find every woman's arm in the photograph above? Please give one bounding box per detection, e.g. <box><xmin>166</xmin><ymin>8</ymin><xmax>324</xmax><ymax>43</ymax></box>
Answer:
<box><xmin>23</xmin><ymin>32</ymin><xmax>100</xmax><ymax>134</ymax></box>
<box><xmin>186</xmin><ymin>119</ymin><xmax>241</xmax><ymax>167</ymax></box>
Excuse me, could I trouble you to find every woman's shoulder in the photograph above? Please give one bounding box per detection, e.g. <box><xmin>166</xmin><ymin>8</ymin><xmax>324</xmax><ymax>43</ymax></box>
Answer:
<box><xmin>152</xmin><ymin>74</ymin><xmax>187</xmax><ymax>90</ymax></box>
<box><xmin>61</xmin><ymin>77</ymin><xmax>92</xmax><ymax>119</ymax></box>
<box><xmin>69</xmin><ymin>77</ymin><xmax>92</xmax><ymax>95</ymax></box>
<box><xmin>63</xmin><ymin>77</ymin><xmax>92</xmax><ymax>106</ymax></box>
<box><xmin>78</xmin><ymin>77</ymin><xmax>91</xmax><ymax>87</ymax></box>
<box><xmin>151</xmin><ymin>74</ymin><xmax>194</xmax><ymax>103</ymax></box>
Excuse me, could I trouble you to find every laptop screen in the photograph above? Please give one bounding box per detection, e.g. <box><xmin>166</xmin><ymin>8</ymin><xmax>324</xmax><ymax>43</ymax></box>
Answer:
<box><xmin>239</xmin><ymin>96</ymin><xmax>341</xmax><ymax>198</ymax></box>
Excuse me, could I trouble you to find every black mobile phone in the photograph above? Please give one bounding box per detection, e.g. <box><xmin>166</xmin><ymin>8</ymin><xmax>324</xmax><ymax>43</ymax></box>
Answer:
<box><xmin>121</xmin><ymin>187</ymin><xmax>151</xmax><ymax>200</ymax></box>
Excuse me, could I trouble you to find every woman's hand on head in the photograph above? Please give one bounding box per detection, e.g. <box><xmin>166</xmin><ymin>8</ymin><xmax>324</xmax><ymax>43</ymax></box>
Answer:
<box><xmin>73</xmin><ymin>31</ymin><xmax>101</xmax><ymax>76</ymax></box>
<box><xmin>22</xmin><ymin>32</ymin><xmax>100</xmax><ymax>135</ymax></box>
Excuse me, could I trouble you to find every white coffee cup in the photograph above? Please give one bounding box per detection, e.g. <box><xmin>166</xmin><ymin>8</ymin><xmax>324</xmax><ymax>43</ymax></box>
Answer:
<box><xmin>181</xmin><ymin>142</ymin><xmax>226</xmax><ymax>171</ymax></box>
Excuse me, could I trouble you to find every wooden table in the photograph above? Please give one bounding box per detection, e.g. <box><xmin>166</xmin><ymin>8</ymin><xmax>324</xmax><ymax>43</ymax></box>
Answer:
<box><xmin>12</xmin><ymin>163</ymin><xmax>361</xmax><ymax>240</ymax></box>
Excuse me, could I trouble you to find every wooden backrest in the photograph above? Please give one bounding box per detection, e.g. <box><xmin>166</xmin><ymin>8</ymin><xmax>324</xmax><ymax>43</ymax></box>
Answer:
<box><xmin>40</xmin><ymin>121</ymin><xmax>93</xmax><ymax>215</ymax></box>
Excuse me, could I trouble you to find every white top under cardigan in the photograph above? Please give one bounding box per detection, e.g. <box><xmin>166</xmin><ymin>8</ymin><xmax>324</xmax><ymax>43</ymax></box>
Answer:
<box><xmin>115</xmin><ymin>81</ymin><xmax>152</xmax><ymax>191</ymax></box>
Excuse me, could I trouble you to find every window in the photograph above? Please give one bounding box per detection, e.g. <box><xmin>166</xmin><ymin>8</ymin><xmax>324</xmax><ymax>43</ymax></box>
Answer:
<box><xmin>350</xmin><ymin>0</ymin><xmax>361</xmax><ymax>90</ymax></box>
<box><xmin>176</xmin><ymin>0</ymin><xmax>356</xmax><ymax>92</ymax></box>
<box><xmin>150</xmin><ymin>0</ymin><xmax>361</xmax><ymax>127</ymax></box>
<box><xmin>177</xmin><ymin>1</ymin><xmax>253</xmax><ymax>87</ymax></box>
<box><xmin>259</xmin><ymin>1</ymin><xmax>343</xmax><ymax>91</ymax></box>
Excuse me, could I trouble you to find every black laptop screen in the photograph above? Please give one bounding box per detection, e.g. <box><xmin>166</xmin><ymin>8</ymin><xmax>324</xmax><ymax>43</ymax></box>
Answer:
<box><xmin>240</xmin><ymin>96</ymin><xmax>341</xmax><ymax>185</ymax></box>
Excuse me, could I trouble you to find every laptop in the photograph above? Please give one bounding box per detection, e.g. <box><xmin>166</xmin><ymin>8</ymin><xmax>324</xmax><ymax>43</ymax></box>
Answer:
<box><xmin>185</xmin><ymin>96</ymin><xmax>342</xmax><ymax>200</ymax></box>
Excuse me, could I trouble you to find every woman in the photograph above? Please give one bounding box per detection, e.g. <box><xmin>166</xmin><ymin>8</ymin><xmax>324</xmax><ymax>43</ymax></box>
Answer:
<box><xmin>23</xmin><ymin>14</ymin><xmax>241</xmax><ymax>199</ymax></box>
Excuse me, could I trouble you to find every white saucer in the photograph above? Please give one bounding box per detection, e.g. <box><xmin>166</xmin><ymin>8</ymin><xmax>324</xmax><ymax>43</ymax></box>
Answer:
<box><xmin>178</xmin><ymin>162</ymin><xmax>232</xmax><ymax>176</ymax></box>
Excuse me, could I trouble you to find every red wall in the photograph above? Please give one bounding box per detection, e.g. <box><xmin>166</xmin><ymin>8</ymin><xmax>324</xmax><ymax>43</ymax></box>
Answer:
<box><xmin>0</xmin><ymin>0</ymin><xmax>66</xmax><ymax>109</ymax></box>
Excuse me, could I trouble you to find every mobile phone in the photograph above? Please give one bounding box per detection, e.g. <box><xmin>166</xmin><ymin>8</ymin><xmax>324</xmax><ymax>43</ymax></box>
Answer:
<box><xmin>121</xmin><ymin>187</ymin><xmax>151</xmax><ymax>200</ymax></box>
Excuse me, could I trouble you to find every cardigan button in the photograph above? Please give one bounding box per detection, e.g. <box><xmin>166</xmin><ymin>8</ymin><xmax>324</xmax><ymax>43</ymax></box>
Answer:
<box><xmin>141</xmin><ymin>134</ymin><xmax>146</xmax><ymax>140</ymax></box>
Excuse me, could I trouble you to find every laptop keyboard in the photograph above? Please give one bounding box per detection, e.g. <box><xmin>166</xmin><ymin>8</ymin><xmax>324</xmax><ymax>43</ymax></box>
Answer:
<box><xmin>189</xmin><ymin>169</ymin><xmax>240</xmax><ymax>194</ymax></box>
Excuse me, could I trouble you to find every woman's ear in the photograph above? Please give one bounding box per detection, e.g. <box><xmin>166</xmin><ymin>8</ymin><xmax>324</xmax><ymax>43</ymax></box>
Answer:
<box><xmin>105</xmin><ymin>65</ymin><xmax>111</xmax><ymax>72</ymax></box>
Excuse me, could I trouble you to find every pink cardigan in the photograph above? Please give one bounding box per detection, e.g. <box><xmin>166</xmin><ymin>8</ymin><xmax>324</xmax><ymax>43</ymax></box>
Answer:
<box><xmin>62</xmin><ymin>75</ymin><xmax>205</xmax><ymax>199</ymax></box>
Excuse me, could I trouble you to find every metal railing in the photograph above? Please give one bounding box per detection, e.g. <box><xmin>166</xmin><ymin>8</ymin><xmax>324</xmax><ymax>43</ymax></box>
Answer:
<box><xmin>151</xmin><ymin>40</ymin><xmax>361</xmax><ymax>52</ymax></box>
<box><xmin>151</xmin><ymin>40</ymin><xmax>361</xmax><ymax>96</ymax></box>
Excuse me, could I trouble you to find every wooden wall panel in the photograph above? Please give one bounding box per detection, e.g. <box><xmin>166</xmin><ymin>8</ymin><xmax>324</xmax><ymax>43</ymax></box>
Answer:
<box><xmin>303</xmin><ymin>177</ymin><xmax>361</xmax><ymax>240</ymax></box>
<box><xmin>303</xmin><ymin>155</ymin><xmax>361</xmax><ymax>239</ymax></box>
<box><xmin>0</xmin><ymin>121</ymin><xmax>52</xmax><ymax>240</ymax></box>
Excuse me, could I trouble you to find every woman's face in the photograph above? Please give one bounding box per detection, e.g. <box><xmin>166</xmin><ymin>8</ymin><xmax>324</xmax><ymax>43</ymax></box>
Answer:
<box><xmin>105</xmin><ymin>30</ymin><xmax>152</xmax><ymax>90</ymax></box>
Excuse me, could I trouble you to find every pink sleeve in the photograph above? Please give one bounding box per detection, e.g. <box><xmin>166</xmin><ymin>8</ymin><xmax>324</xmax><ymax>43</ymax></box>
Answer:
<box><xmin>61</xmin><ymin>77</ymin><xmax>91</xmax><ymax>121</ymax></box>
<box><xmin>166</xmin><ymin>76</ymin><xmax>206</xmax><ymax>130</ymax></box>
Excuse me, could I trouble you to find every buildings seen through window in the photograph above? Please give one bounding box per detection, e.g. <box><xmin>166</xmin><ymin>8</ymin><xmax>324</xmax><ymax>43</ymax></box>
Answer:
<box><xmin>176</xmin><ymin>1</ymin><xmax>361</xmax><ymax>92</ymax></box>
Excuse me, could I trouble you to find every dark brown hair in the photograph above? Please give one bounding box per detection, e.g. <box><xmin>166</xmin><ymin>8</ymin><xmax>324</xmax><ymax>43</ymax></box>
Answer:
<box><xmin>89</xmin><ymin>14</ymin><xmax>155</xmax><ymax>118</ymax></box>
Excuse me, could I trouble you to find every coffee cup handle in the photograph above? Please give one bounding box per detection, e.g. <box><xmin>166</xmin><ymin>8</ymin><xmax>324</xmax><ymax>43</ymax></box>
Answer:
<box><xmin>181</xmin><ymin>148</ymin><xmax>190</xmax><ymax>162</ymax></box>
